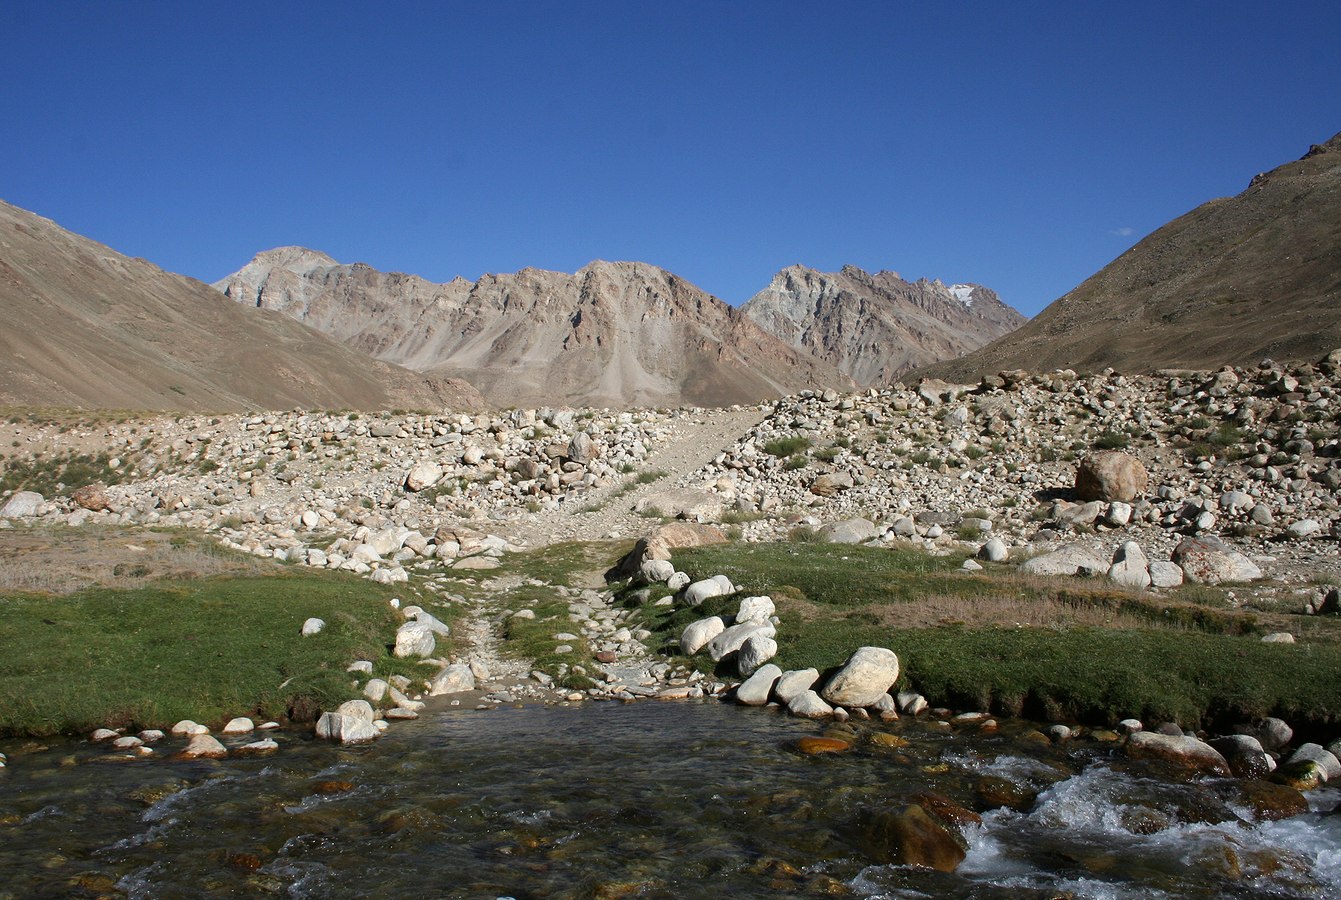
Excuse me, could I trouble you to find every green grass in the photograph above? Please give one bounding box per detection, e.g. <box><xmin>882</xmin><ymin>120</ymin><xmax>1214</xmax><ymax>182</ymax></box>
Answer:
<box><xmin>1</xmin><ymin>451</ymin><xmax>128</xmax><ymax>497</ymax></box>
<box><xmin>655</xmin><ymin>542</ymin><xmax>1341</xmax><ymax>731</ymax></box>
<box><xmin>764</xmin><ymin>436</ymin><xmax>812</xmax><ymax>457</ymax></box>
<box><xmin>0</xmin><ymin>571</ymin><xmax>431</xmax><ymax>736</ymax></box>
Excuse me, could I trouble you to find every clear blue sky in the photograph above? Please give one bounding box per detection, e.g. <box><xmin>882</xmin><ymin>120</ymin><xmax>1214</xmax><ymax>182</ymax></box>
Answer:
<box><xmin>3</xmin><ymin>2</ymin><xmax>1338</xmax><ymax>316</ymax></box>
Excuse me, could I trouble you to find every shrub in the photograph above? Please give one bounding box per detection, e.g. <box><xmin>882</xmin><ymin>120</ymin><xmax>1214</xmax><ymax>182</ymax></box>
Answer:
<box><xmin>764</xmin><ymin>436</ymin><xmax>811</xmax><ymax>457</ymax></box>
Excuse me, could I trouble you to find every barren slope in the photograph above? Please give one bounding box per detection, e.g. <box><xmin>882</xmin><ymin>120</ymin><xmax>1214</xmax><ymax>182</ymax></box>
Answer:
<box><xmin>743</xmin><ymin>264</ymin><xmax>1024</xmax><ymax>385</ymax></box>
<box><xmin>217</xmin><ymin>254</ymin><xmax>848</xmax><ymax>408</ymax></box>
<box><xmin>919</xmin><ymin>131</ymin><xmax>1341</xmax><ymax>382</ymax></box>
<box><xmin>0</xmin><ymin>200</ymin><xmax>482</xmax><ymax>412</ymax></box>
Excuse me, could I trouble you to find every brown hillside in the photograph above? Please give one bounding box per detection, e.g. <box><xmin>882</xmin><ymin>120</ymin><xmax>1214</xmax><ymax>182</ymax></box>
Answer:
<box><xmin>0</xmin><ymin>200</ymin><xmax>482</xmax><ymax>412</ymax></box>
<box><xmin>919</xmin><ymin>131</ymin><xmax>1341</xmax><ymax>382</ymax></box>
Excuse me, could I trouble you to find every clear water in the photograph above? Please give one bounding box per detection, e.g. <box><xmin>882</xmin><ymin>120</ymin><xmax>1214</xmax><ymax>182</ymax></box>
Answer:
<box><xmin>1</xmin><ymin>701</ymin><xmax>1338</xmax><ymax>898</ymax></box>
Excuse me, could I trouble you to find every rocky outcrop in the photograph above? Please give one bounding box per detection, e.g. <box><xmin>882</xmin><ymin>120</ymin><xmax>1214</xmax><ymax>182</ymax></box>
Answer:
<box><xmin>743</xmin><ymin>264</ymin><xmax>1024</xmax><ymax>385</ymax></box>
<box><xmin>216</xmin><ymin>254</ymin><xmax>848</xmax><ymax>408</ymax></box>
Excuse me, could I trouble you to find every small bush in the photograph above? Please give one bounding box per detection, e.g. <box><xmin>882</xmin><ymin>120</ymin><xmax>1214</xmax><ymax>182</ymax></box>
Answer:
<box><xmin>1095</xmin><ymin>431</ymin><xmax>1129</xmax><ymax>450</ymax></box>
<box><xmin>783</xmin><ymin>454</ymin><xmax>809</xmax><ymax>471</ymax></box>
<box><xmin>764</xmin><ymin>436</ymin><xmax>811</xmax><ymax>457</ymax></box>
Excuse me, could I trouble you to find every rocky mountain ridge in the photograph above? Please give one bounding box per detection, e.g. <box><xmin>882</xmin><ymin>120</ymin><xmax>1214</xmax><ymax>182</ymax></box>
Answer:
<box><xmin>919</xmin><ymin>130</ymin><xmax>1341</xmax><ymax>382</ymax></box>
<box><xmin>0</xmin><ymin>200</ymin><xmax>481</xmax><ymax>412</ymax></box>
<box><xmin>742</xmin><ymin>264</ymin><xmax>1024</xmax><ymax>385</ymax></box>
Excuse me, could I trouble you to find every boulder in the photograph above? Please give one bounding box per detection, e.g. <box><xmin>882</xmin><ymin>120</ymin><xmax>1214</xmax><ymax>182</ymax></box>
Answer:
<box><xmin>809</xmin><ymin>472</ymin><xmax>855</xmax><ymax>497</ymax></box>
<box><xmin>1124</xmin><ymin>732</ymin><xmax>1230</xmax><ymax>776</ymax></box>
<box><xmin>1107</xmin><ymin>541</ymin><xmax>1151</xmax><ymax>589</ymax></box>
<box><xmin>680</xmin><ymin>616</ymin><xmax>725</xmax><ymax>655</ymax></box>
<box><xmin>978</xmin><ymin>538</ymin><xmax>1008</xmax><ymax>563</ymax></box>
<box><xmin>428</xmin><ymin>664</ymin><xmax>476</xmax><ymax>696</ymax></box>
<box><xmin>1285</xmin><ymin>743</ymin><xmax>1341</xmax><ymax>782</ymax></box>
<box><xmin>314</xmin><ymin>711</ymin><xmax>380</xmax><ymax>745</ymax></box>
<box><xmin>820</xmin><ymin>647</ymin><xmax>900</xmax><ymax>708</ymax></box>
<box><xmin>1148</xmin><ymin>561</ymin><xmax>1185</xmax><ymax>588</ymax></box>
<box><xmin>393</xmin><ymin>622</ymin><xmax>437</xmax><ymax>658</ymax></box>
<box><xmin>1075</xmin><ymin>451</ymin><xmax>1148</xmax><ymax>502</ymax></box>
<box><xmin>735</xmin><ymin>595</ymin><xmax>776</xmax><ymax>624</ymax></box>
<box><xmin>1209</xmin><ymin>734</ymin><xmax>1274</xmax><ymax>780</ymax></box>
<box><xmin>404</xmin><ymin>460</ymin><xmax>444</xmax><ymax>492</ymax></box>
<box><xmin>684</xmin><ymin>575</ymin><xmax>733</xmax><ymax>606</ymax></box>
<box><xmin>706</xmin><ymin>622</ymin><xmax>776</xmax><ymax>662</ymax></box>
<box><xmin>638</xmin><ymin>558</ymin><xmax>675</xmax><ymax>584</ymax></box>
<box><xmin>774</xmin><ymin>668</ymin><xmax>819</xmax><ymax>705</ymax></box>
<box><xmin>616</xmin><ymin>522</ymin><xmax>728</xmax><ymax>577</ymax></box>
<box><xmin>221</xmin><ymin>717</ymin><xmax>254</xmax><ymax>735</ymax></box>
<box><xmin>566</xmin><ymin>431</ymin><xmax>600</xmax><ymax>464</ymax></box>
<box><xmin>179</xmin><ymin>734</ymin><xmax>228</xmax><ymax>759</ymax></box>
<box><xmin>0</xmin><ymin>491</ymin><xmax>44</xmax><ymax>518</ymax></box>
<box><xmin>1019</xmin><ymin>543</ymin><xmax>1108</xmax><ymax>577</ymax></box>
<box><xmin>300</xmin><ymin>617</ymin><xmax>325</xmax><ymax>636</ymax></box>
<box><xmin>857</xmin><ymin>805</ymin><xmax>966</xmax><ymax>872</ymax></box>
<box><xmin>821</xmin><ymin>518</ymin><xmax>876</xmax><ymax>543</ymax></box>
<box><xmin>787</xmin><ymin>690</ymin><xmax>834</xmax><ymax>718</ymax></box>
<box><xmin>1171</xmin><ymin>536</ymin><xmax>1262</xmax><ymax>584</ymax></box>
<box><xmin>71</xmin><ymin>484</ymin><xmax>111</xmax><ymax>511</ymax></box>
<box><xmin>737</xmin><ymin>634</ymin><xmax>778</xmax><ymax>677</ymax></box>
<box><xmin>735</xmin><ymin>664</ymin><xmax>781</xmax><ymax>705</ymax></box>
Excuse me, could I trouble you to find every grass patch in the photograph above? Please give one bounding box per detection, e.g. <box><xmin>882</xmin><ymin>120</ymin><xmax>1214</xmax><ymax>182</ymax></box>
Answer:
<box><xmin>0</xmin><ymin>570</ymin><xmax>425</xmax><ymax>736</ymax></box>
<box><xmin>1</xmin><ymin>451</ymin><xmax>128</xmax><ymax>497</ymax></box>
<box><xmin>659</xmin><ymin>542</ymin><xmax>1341</xmax><ymax>731</ymax></box>
<box><xmin>764</xmin><ymin>436</ymin><xmax>812</xmax><ymax>457</ymax></box>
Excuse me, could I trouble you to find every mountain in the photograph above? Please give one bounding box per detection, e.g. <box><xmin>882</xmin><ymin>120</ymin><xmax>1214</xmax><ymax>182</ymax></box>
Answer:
<box><xmin>918</xmin><ymin>131</ymin><xmax>1341</xmax><ymax>382</ymax></box>
<box><xmin>742</xmin><ymin>264</ymin><xmax>1025</xmax><ymax>385</ymax></box>
<box><xmin>0</xmin><ymin>200</ymin><xmax>482</xmax><ymax>412</ymax></box>
<box><xmin>216</xmin><ymin>254</ymin><xmax>850</xmax><ymax>408</ymax></box>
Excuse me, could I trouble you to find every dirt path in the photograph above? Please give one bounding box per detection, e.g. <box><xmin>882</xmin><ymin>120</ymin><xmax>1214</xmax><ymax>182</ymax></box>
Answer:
<box><xmin>497</xmin><ymin>406</ymin><xmax>766</xmax><ymax>549</ymax></box>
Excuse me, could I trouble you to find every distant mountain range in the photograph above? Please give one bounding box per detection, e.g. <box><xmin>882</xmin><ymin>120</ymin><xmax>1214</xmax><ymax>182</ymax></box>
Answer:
<box><xmin>919</xmin><ymin>130</ymin><xmax>1341</xmax><ymax>382</ymax></box>
<box><xmin>0</xmin><ymin>201</ymin><xmax>481</xmax><ymax>412</ymax></box>
<box><xmin>215</xmin><ymin>252</ymin><xmax>1020</xmax><ymax>408</ymax></box>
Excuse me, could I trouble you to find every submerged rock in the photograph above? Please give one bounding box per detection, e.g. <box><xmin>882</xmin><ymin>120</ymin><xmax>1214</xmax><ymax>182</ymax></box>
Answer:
<box><xmin>856</xmin><ymin>804</ymin><xmax>967</xmax><ymax>872</ymax></box>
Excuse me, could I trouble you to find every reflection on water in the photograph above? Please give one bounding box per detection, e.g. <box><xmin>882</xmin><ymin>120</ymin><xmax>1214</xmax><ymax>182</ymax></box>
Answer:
<box><xmin>1</xmin><ymin>701</ymin><xmax>1338</xmax><ymax>898</ymax></box>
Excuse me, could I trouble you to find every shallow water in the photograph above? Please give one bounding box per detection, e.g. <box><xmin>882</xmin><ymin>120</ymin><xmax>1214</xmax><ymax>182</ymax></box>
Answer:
<box><xmin>2</xmin><ymin>701</ymin><xmax>1338</xmax><ymax>898</ymax></box>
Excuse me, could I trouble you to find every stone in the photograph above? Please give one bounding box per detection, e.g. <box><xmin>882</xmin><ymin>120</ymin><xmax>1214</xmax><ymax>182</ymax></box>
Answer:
<box><xmin>236</xmin><ymin>739</ymin><xmax>279</xmax><ymax>756</ymax></box>
<box><xmin>638</xmin><ymin>558</ymin><xmax>675</xmax><ymax>584</ymax></box>
<box><xmin>1171</xmin><ymin>536</ymin><xmax>1262</xmax><ymax>584</ymax></box>
<box><xmin>1287</xmin><ymin>519</ymin><xmax>1322</xmax><ymax>539</ymax></box>
<box><xmin>787</xmin><ymin>690</ymin><xmax>834</xmax><ymax>718</ymax></box>
<box><xmin>680</xmin><ymin>616</ymin><xmax>725</xmax><ymax>655</ymax></box>
<box><xmin>666</xmin><ymin>572</ymin><xmax>690</xmax><ymax>592</ymax></box>
<box><xmin>314</xmin><ymin>712</ymin><xmax>380</xmax><ymax>745</ymax></box>
<box><xmin>1285</xmin><ymin>744</ymin><xmax>1341</xmax><ymax>782</ymax></box>
<box><xmin>171</xmin><ymin>720</ymin><xmax>209</xmax><ymax>736</ymax></box>
<box><xmin>1107</xmin><ymin>541</ymin><xmax>1151</xmax><ymax>589</ymax></box>
<box><xmin>1238</xmin><ymin>717</ymin><xmax>1293</xmax><ymax>751</ymax></box>
<box><xmin>684</xmin><ymin>575</ymin><xmax>733</xmax><ymax>606</ymax></box>
<box><xmin>820</xmin><ymin>647</ymin><xmax>900</xmax><ymax>708</ymax></box>
<box><xmin>91</xmin><ymin>727</ymin><xmax>119</xmax><ymax>742</ymax></box>
<box><xmin>0</xmin><ymin>491</ymin><xmax>44</xmax><ymax>518</ymax></box>
<box><xmin>428</xmin><ymin>664</ymin><xmax>476</xmax><ymax>696</ymax></box>
<box><xmin>706</xmin><ymin>622</ymin><xmax>776</xmax><ymax>662</ymax></box>
<box><xmin>393</xmin><ymin>622</ymin><xmax>437</xmax><ymax>658</ymax></box>
<box><xmin>617</xmin><ymin>522</ymin><xmax>728</xmax><ymax>577</ymax></box>
<box><xmin>774</xmin><ymin>668</ymin><xmax>819</xmax><ymax>705</ymax></box>
<box><xmin>1124</xmin><ymin>732</ymin><xmax>1230</xmax><ymax>776</ymax></box>
<box><xmin>1104</xmin><ymin>501</ymin><xmax>1133</xmax><ymax>527</ymax></box>
<box><xmin>300</xmin><ymin>617</ymin><xmax>325</xmax><ymax>636</ymax></box>
<box><xmin>634</xmin><ymin>488</ymin><xmax>722</xmax><ymax>521</ymax></box>
<box><xmin>1260</xmin><ymin>632</ymin><xmax>1295</xmax><ymax>643</ymax></box>
<box><xmin>1148</xmin><ymin>561</ymin><xmax>1184</xmax><ymax>588</ymax></box>
<box><xmin>180</xmin><ymin>734</ymin><xmax>228</xmax><ymax>759</ymax></box>
<box><xmin>857</xmin><ymin>805</ymin><xmax>966</xmax><ymax>872</ymax></box>
<box><xmin>735</xmin><ymin>664</ymin><xmax>781</xmax><ymax>705</ymax></box>
<box><xmin>221</xmin><ymin>717</ymin><xmax>254</xmax><ymax>734</ymax></box>
<box><xmin>404</xmin><ymin>460</ymin><xmax>444</xmax><ymax>492</ymax></box>
<box><xmin>71</xmin><ymin>484</ymin><xmax>111</xmax><ymax>511</ymax></box>
<box><xmin>1075</xmin><ymin>451</ymin><xmax>1148</xmax><ymax>502</ymax></box>
<box><xmin>821</xmin><ymin>517</ymin><xmax>876</xmax><ymax>543</ymax></box>
<box><xmin>735</xmin><ymin>595</ymin><xmax>775</xmax><ymax>624</ymax></box>
<box><xmin>567</xmin><ymin>431</ymin><xmax>600</xmax><ymax>464</ymax></box>
<box><xmin>737</xmin><ymin>634</ymin><xmax>778</xmax><ymax>677</ymax></box>
<box><xmin>1209</xmin><ymin>734</ymin><xmax>1273</xmax><ymax>780</ymax></box>
<box><xmin>363</xmin><ymin>679</ymin><xmax>389</xmax><ymax>703</ymax></box>
<box><xmin>1019</xmin><ymin>543</ymin><xmax>1108</xmax><ymax>577</ymax></box>
<box><xmin>978</xmin><ymin>538</ymin><xmax>1008</xmax><ymax>562</ymax></box>
<box><xmin>796</xmin><ymin>736</ymin><xmax>851</xmax><ymax>755</ymax></box>
<box><xmin>809</xmin><ymin>472</ymin><xmax>855</xmax><ymax>497</ymax></box>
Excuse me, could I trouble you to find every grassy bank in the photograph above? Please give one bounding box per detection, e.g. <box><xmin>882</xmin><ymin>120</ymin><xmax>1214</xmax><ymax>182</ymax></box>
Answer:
<box><xmin>0</xmin><ymin>570</ymin><xmax>434</xmax><ymax>737</ymax></box>
<box><xmin>634</xmin><ymin>542</ymin><xmax>1341</xmax><ymax>732</ymax></box>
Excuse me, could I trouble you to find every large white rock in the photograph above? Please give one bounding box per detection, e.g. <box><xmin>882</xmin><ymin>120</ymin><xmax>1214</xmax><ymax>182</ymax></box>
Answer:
<box><xmin>315</xmin><ymin>711</ymin><xmax>380</xmax><ymax>745</ymax></box>
<box><xmin>1172</xmin><ymin>536</ymin><xmax>1262</xmax><ymax>584</ymax></box>
<box><xmin>978</xmin><ymin>538</ymin><xmax>1009</xmax><ymax>563</ymax></box>
<box><xmin>221</xmin><ymin>717</ymin><xmax>254</xmax><ymax>734</ymax></box>
<box><xmin>737</xmin><ymin>634</ymin><xmax>778</xmax><ymax>677</ymax></box>
<box><xmin>363</xmin><ymin>678</ymin><xmax>390</xmax><ymax>703</ymax></box>
<box><xmin>0</xmin><ymin>491</ymin><xmax>44</xmax><ymax>518</ymax></box>
<box><xmin>428</xmin><ymin>663</ymin><xmax>476</xmax><ymax>696</ymax></box>
<box><xmin>1108</xmin><ymin>541</ymin><xmax>1151</xmax><ymax>589</ymax></box>
<box><xmin>735</xmin><ymin>664</ymin><xmax>781</xmax><ymax>706</ymax></box>
<box><xmin>393</xmin><ymin>622</ymin><xmax>436</xmax><ymax>658</ymax></box>
<box><xmin>706</xmin><ymin>622</ymin><xmax>776</xmax><ymax>662</ymax></box>
<box><xmin>1148</xmin><ymin>561</ymin><xmax>1184</xmax><ymax>588</ymax></box>
<box><xmin>820</xmin><ymin>646</ymin><xmax>901</xmax><ymax>708</ymax></box>
<box><xmin>735</xmin><ymin>595</ymin><xmax>775</xmax><ymax>624</ymax></box>
<box><xmin>774</xmin><ymin>668</ymin><xmax>819</xmax><ymax>704</ymax></box>
<box><xmin>683</xmin><ymin>575</ymin><xmax>733</xmax><ymax>606</ymax></box>
<box><xmin>1020</xmin><ymin>543</ymin><xmax>1109</xmax><ymax>577</ymax></box>
<box><xmin>787</xmin><ymin>690</ymin><xmax>834</xmax><ymax>718</ymax></box>
<box><xmin>404</xmin><ymin>460</ymin><xmax>445</xmax><ymax>492</ymax></box>
<box><xmin>680</xmin><ymin>616</ymin><xmax>725</xmax><ymax>655</ymax></box>
<box><xmin>300</xmin><ymin>617</ymin><xmax>326</xmax><ymax>636</ymax></box>
<box><xmin>180</xmin><ymin>733</ymin><xmax>228</xmax><ymax>759</ymax></box>
<box><xmin>639</xmin><ymin>558</ymin><xmax>676</xmax><ymax>584</ymax></box>
<box><xmin>1125</xmin><ymin>732</ymin><xmax>1230</xmax><ymax>776</ymax></box>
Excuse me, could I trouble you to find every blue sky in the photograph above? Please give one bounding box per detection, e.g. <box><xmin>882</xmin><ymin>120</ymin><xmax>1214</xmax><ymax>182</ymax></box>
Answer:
<box><xmin>2</xmin><ymin>2</ymin><xmax>1338</xmax><ymax>316</ymax></box>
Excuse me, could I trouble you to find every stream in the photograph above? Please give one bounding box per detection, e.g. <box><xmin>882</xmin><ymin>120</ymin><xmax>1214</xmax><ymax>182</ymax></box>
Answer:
<box><xmin>2</xmin><ymin>700</ymin><xmax>1339</xmax><ymax>898</ymax></box>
